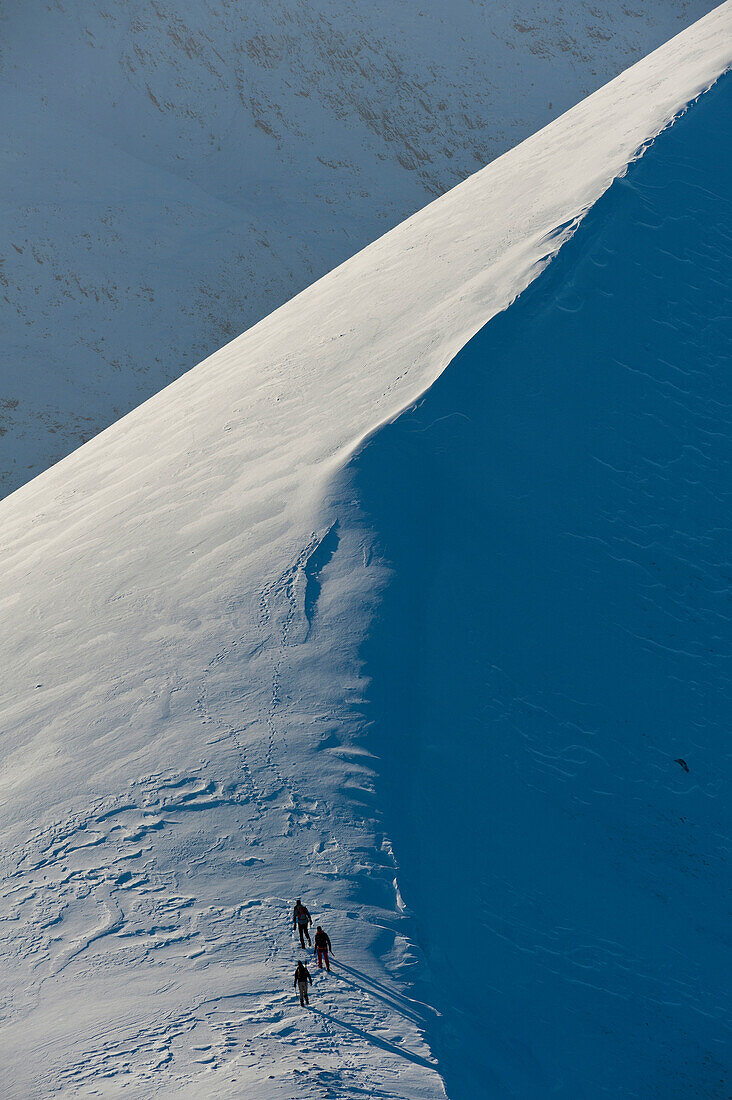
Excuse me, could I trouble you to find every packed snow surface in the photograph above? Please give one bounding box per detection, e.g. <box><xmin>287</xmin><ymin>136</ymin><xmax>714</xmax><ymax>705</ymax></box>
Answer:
<box><xmin>0</xmin><ymin>0</ymin><xmax>718</xmax><ymax>497</ymax></box>
<box><xmin>1</xmin><ymin>7</ymin><xmax>731</xmax><ymax>1097</ymax></box>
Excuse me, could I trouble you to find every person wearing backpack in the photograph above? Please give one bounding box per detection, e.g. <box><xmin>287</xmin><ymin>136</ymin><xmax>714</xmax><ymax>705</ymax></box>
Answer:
<box><xmin>313</xmin><ymin>925</ymin><xmax>332</xmax><ymax>971</ymax></box>
<box><xmin>294</xmin><ymin>960</ymin><xmax>313</xmax><ymax>1006</ymax></box>
<box><xmin>292</xmin><ymin>898</ymin><xmax>312</xmax><ymax>948</ymax></box>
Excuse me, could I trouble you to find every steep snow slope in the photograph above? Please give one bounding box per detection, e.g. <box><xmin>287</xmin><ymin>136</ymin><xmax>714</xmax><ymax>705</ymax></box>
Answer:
<box><xmin>0</xmin><ymin>0</ymin><xmax>717</xmax><ymax>497</ymax></box>
<box><xmin>349</xmin><ymin>72</ymin><xmax>732</xmax><ymax>1099</ymax></box>
<box><xmin>0</xmin><ymin>9</ymin><xmax>730</xmax><ymax>1097</ymax></box>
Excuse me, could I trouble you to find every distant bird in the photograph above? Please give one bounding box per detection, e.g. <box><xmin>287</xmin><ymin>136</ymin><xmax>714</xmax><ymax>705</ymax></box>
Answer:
<box><xmin>674</xmin><ymin>758</ymin><xmax>689</xmax><ymax>773</ymax></box>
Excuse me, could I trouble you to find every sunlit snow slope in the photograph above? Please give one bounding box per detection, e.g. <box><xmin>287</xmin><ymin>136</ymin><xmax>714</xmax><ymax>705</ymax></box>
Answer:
<box><xmin>0</xmin><ymin>8</ymin><xmax>730</xmax><ymax>1097</ymax></box>
<box><xmin>0</xmin><ymin>0</ymin><xmax>717</xmax><ymax>498</ymax></box>
<box><xmin>348</xmin><ymin>71</ymin><xmax>732</xmax><ymax>1100</ymax></box>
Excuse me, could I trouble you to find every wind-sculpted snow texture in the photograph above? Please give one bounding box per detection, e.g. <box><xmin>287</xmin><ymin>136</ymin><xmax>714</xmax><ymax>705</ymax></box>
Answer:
<box><xmin>349</xmin><ymin>73</ymin><xmax>732</xmax><ymax>1098</ymax></box>
<box><xmin>0</xmin><ymin>0</ymin><xmax>717</xmax><ymax>497</ymax></box>
<box><xmin>0</xmin><ymin>10</ymin><xmax>730</xmax><ymax>1097</ymax></box>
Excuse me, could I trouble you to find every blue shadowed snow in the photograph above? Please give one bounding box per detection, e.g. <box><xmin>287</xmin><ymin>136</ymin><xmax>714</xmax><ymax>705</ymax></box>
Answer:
<box><xmin>348</xmin><ymin>74</ymin><xmax>732</xmax><ymax>1098</ymax></box>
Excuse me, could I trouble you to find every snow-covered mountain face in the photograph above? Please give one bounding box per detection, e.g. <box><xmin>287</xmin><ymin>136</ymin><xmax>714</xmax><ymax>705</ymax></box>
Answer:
<box><xmin>0</xmin><ymin>7</ymin><xmax>730</xmax><ymax>1097</ymax></box>
<box><xmin>348</xmin><ymin>71</ymin><xmax>732</xmax><ymax>1098</ymax></box>
<box><xmin>0</xmin><ymin>0</ymin><xmax>716</xmax><ymax>498</ymax></box>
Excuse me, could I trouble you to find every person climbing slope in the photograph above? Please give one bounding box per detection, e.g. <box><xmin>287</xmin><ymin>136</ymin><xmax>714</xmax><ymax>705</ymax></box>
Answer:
<box><xmin>294</xmin><ymin>960</ymin><xmax>313</xmax><ymax>1006</ymax></box>
<box><xmin>313</xmin><ymin>925</ymin><xmax>332</xmax><ymax>971</ymax></box>
<box><xmin>293</xmin><ymin>898</ymin><xmax>313</xmax><ymax>947</ymax></box>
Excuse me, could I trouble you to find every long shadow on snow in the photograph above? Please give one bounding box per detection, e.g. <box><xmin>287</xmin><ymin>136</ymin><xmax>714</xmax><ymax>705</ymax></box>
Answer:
<box><xmin>330</xmin><ymin>959</ymin><xmax>437</xmax><ymax>1029</ymax></box>
<box><xmin>311</xmin><ymin>1008</ymin><xmax>436</xmax><ymax>1070</ymax></box>
<box><xmin>348</xmin><ymin>74</ymin><xmax>732</xmax><ymax>1099</ymax></box>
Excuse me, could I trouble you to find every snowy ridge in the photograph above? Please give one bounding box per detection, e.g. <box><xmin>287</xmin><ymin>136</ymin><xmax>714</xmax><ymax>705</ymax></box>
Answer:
<box><xmin>346</xmin><ymin>72</ymin><xmax>732</xmax><ymax>1097</ymax></box>
<box><xmin>1</xmin><ymin>0</ymin><xmax>717</xmax><ymax>498</ymax></box>
<box><xmin>1</xmin><ymin>7</ymin><xmax>731</xmax><ymax>1097</ymax></box>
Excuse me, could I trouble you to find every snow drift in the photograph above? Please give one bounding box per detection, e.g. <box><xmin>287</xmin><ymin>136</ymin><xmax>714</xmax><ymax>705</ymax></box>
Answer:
<box><xmin>0</xmin><ymin>6</ymin><xmax>730</xmax><ymax>1096</ymax></box>
<box><xmin>348</xmin><ymin>71</ymin><xmax>732</xmax><ymax>1098</ymax></box>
